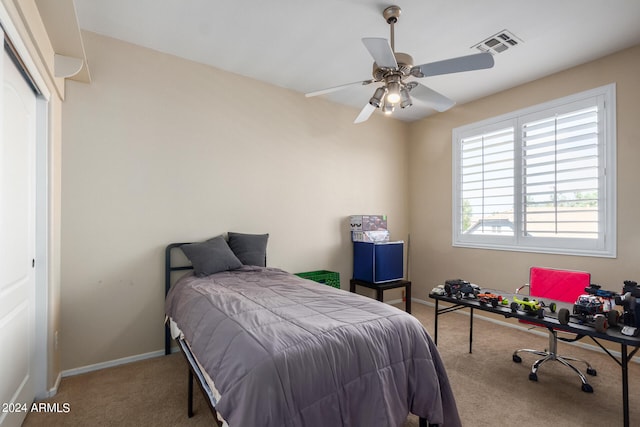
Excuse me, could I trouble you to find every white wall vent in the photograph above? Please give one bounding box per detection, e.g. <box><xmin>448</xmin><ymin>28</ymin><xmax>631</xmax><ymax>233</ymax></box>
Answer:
<box><xmin>472</xmin><ymin>30</ymin><xmax>522</xmax><ymax>55</ymax></box>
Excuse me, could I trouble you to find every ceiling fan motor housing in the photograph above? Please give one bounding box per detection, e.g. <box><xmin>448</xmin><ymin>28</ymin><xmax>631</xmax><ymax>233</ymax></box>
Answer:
<box><xmin>372</xmin><ymin>52</ymin><xmax>414</xmax><ymax>80</ymax></box>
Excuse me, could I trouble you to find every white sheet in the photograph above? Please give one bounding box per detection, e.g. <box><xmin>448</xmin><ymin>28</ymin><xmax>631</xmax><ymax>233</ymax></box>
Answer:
<box><xmin>168</xmin><ymin>317</ymin><xmax>228</xmax><ymax>427</ymax></box>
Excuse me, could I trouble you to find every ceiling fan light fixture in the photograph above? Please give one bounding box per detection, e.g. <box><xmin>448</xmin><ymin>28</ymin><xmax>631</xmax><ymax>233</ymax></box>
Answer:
<box><xmin>386</xmin><ymin>81</ymin><xmax>401</xmax><ymax>104</ymax></box>
<box><xmin>369</xmin><ymin>86</ymin><xmax>386</xmax><ymax>108</ymax></box>
<box><xmin>400</xmin><ymin>87</ymin><xmax>412</xmax><ymax>108</ymax></box>
<box><xmin>382</xmin><ymin>102</ymin><xmax>395</xmax><ymax>115</ymax></box>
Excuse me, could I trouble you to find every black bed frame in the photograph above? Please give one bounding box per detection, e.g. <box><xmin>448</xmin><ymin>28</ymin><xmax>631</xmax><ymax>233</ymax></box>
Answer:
<box><xmin>164</xmin><ymin>243</ymin><xmax>191</xmax><ymax>355</ymax></box>
<box><xmin>165</xmin><ymin>243</ymin><xmax>223</xmax><ymax>425</ymax></box>
<box><xmin>164</xmin><ymin>242</ymin><xmax>433</xmax><ymax>427</ymax></box>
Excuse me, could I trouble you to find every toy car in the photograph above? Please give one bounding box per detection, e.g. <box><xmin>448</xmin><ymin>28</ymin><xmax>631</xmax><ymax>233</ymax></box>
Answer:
<box><xmin>444</xmin><ymin>279</ymin><xmax>480</xmax><ymax>299</ymax></box>
<box><xmin>584</xmin><ymin>283</ymin><xmax>618</xmax><ymax>299</ymax></box>
<box><xmin>557</xmin><ymin>284</ymin><xmax>620</xmax><ymax>333</ymax></box>
<box><xmin>510</xmin><ymin>296</ymin><xmax>556</xmax><ymax>319</ymax></box>
<box><xmin>510</xmin><ymin>296</ymin><xmax>543</xmax><ymax>318</ymax></box>
<box><xmin>430</xmin><ymin>285</ymin><xmax>446</xmax><ymax>296</ymax></box>
<box><xmin>477</xmin><ymin>292</ymin><xmax>502</xmax><ymax>307</ymax></box>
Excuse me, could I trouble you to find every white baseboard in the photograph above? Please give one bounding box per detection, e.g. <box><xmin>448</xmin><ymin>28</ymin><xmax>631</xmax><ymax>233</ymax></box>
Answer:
<box><xmin>61</xmin><ymin>349</ymin><xmax>166</xmax><ymax>378</ymax></box>
<box><xmin>34</xmin><ymin>372</ymin><xmax>62</xmax><ymax>400</ymax></box>
<box><xmin>50</xmin><ymin>372</ymin><xmax>62</xmax><ymax>396</ymax></box>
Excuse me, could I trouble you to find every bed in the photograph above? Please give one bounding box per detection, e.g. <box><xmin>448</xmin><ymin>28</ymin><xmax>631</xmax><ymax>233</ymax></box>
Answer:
<box><xmin>164</xmin><ymin>235</ymin><xmax>460</xmax><ymax>427</ymax></box>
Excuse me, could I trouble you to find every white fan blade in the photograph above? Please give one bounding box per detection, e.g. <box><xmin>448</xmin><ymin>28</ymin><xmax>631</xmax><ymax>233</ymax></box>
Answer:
<box><xmin>411</xmin><ymin>52</ymin><xmax>494</xmax><ymax>78</ymax></box>
<box><xmin>362</xmin><ymin>37</ymin><xmax>398</xmax><ymax>68</ymax></box>
<box><xmin>409</xmin><ymin>83</ymin><xmax>456</xmax><ymax>112</ymax></box>
<box><xmin>305</xmin><ymin>79</ymin><xmax>374</xmax><ymax>97</ymax></box>
<box><xmin>354</xmin><ymin>103</ymin><xmax>376</xmax><ymax>124</ymax></box>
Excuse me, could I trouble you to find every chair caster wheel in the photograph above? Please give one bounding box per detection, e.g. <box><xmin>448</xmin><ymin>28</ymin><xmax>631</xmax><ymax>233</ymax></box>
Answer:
<box><xmin>529</xmin><ymin>372</ymin><xmax>538</xmax><ymax>381</ymax></box>
<box><xmin>586</xmin><ymin>367</ymin><xmax>597</xmax><ymax>376</ymax></box>
<box><xmin>581</xmin><ymin>383</ymin><xmax>594</xmax><ymax>393</ymax></box>
<box><xmin>512</xmin><ymin>355</ymin><xmax>522</xmax><ymax>363</ymax></box>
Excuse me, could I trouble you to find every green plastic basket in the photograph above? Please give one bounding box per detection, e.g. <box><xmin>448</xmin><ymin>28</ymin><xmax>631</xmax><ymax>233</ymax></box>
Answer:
<box><xmin>295</xmin><ymin>270</ymin><xmax>340</xmax><ymax>289</ymax></box>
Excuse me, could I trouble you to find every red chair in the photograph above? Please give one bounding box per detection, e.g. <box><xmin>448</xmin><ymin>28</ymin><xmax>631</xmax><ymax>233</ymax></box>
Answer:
<box><xmin>512</xmin><ymin>267</ymin><xmax>597</xmax><ymax>392</ymax></box>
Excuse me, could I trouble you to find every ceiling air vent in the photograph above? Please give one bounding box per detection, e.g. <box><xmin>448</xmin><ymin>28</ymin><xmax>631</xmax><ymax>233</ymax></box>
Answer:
<box><xmin>472</xmin><ymin>30</ymin><xmax>522</xmax><ymax>55</ymax></box>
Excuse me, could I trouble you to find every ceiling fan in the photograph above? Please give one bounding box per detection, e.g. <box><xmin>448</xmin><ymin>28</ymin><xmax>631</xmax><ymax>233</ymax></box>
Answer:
<box><xmin>305</xmin><ymin>5</ymin><xmax>495</xmax><ymax>123</ymax></box>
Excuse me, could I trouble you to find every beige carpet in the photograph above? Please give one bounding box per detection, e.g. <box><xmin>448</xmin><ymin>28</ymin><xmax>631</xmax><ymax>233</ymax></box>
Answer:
<box><xmin>23</xmin><ymin>302</ymin><xmax>640</xmax><ymax>426</ymax></box>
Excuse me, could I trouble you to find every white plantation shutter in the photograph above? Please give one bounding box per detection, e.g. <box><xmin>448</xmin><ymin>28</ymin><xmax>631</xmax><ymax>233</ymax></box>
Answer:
<box><xmin>521</xmin><ymin>106</ymin><xmax>599</xmax><ymax>238</ymax></box>
<box><xmin>453</xmin><ymin>84</ymin><xmax>616</xmax><ymax>257</ymax></box>
<box><xmin>460</xmin><ymin>126</ymin><xmax>515</xmax><ymax>235</ymax></box>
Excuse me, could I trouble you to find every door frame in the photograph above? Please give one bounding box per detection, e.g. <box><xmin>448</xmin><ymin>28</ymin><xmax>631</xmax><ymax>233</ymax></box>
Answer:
<box><xmin>1</xmin><ymin>2</ymin><xmax>52</xmax><ymax>399</ymax></box>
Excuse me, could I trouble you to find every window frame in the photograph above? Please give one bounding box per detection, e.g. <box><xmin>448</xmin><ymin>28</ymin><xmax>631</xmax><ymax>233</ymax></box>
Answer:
<box><xmin>452</xmin><ymin>84</ymin><xmax>616</xmax><ymax>258</ymax></box>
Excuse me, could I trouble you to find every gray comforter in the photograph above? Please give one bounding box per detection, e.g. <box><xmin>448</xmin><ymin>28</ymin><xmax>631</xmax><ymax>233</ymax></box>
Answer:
<box><xmin>165</xmin><ymin>266</ymin><xmax>460</xmax><ymax>427</ymax></box>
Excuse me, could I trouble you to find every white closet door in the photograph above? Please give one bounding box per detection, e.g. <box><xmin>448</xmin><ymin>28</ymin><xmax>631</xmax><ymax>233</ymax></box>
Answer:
<box><xmin>0</xmin><ymin>32</ymin><xmax>37</xmax><ymax>427</ymax></box>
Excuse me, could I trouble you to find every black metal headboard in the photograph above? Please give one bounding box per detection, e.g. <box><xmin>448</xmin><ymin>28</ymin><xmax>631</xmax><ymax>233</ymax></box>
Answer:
<box><xmin>165</xmin><ymin>242</ymin><xmax>193</xmax><ymax>296</ymax></box>
<box><xmin>164</xmin><ymin>242</ymin><xmax>193</xmax><ymax>355</ymax></box>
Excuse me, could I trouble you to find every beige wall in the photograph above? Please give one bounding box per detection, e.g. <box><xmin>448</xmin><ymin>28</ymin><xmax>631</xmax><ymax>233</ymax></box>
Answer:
<box><xmin>408</xmin><ymin>44</ymin><xmax>640</xmax><ymax>296</ymax></box>
<box><xmin>60</xmin><ymin>32</ymin><xmax>410</xmax><ymax>370</ymax></box>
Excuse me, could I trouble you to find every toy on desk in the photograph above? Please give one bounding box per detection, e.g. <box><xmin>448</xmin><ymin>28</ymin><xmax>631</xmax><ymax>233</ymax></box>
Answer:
<box><xmin>443</xmin><ymin>279</ymin><xmax>480</xmax><ymax>299</ymax></box>
<box><xmin>477</xmin><ymin>292</ymin><xmax>502</xmax><ymax>307</ymax></box>
<box><xmin>557</xmin><ymin>283</ymin><xmax>620</xmax><ymax>333</ymax></box>
<box><xmin>430</xmin><ymin>285</ymin><xmax>446</xmax><ymax>296</ymax></box>
<box><xmin>506</xmin><ymin>295</ymin><xmax>556</xmax><ymax>319</ymax></box>
<box><xmin>509</xmin><ymin>295</ymin><xmax>556</xmax><ymax>319</ymax></box>
<box><xmin>508</xmin><ymin>284</ymin><xmax>557</xmax><ymax>319</ymax></box>
<box><xmin>584</xmin><ymin>283</ymin><xmax>618</xmax><ymax>299</ymax></box>
<box><xmin>615</xmin><ymin>280</ymin><xmax>640</xmax><ymax>336</ymax></box>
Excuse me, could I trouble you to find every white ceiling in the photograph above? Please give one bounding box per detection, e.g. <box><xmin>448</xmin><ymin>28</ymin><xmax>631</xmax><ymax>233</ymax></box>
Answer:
<box><xmin>72</xmin><ymin>0</ymin><xmax>640</xmax><ymax>122</ymax></box>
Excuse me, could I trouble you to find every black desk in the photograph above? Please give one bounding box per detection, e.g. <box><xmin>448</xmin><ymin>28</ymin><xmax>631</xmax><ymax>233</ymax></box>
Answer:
<box><xmin>350</xmin><ymin>278</ymin><xmax>411</xmax><ymax>313</ymax></box>
<box><xmin>429</xmin><ymin>291</ymin><xmax>640</xmax><ymax>427</ymax></box>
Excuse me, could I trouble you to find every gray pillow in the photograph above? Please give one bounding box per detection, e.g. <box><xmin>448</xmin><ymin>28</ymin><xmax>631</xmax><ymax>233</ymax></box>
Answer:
<box><xmin>181</xmin><ymin>236</ymin><xmax>242</xmax><ymax>276</ymax></box>
<box><xmin>228</xmin><ymin>232</ymin><xmax>269</xmax><ymax>267</ymax></box>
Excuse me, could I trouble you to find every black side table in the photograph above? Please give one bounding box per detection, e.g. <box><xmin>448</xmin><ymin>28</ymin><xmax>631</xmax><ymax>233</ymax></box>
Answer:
<box><xmin>349</xmin><ymin>278</ymin><xmax>412</xmax><ymax>313</ymax></box>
